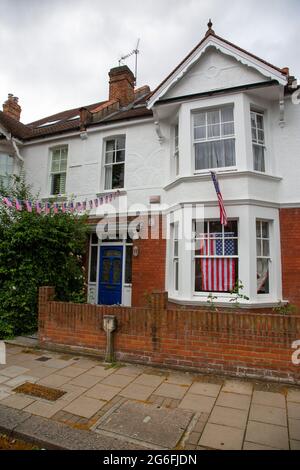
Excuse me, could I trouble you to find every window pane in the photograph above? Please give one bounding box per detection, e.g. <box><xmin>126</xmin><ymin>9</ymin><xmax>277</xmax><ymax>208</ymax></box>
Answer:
<box><xmin>253</xmin><ymin>144</ymin><xmax>265</xmax><ymax>172</ymax></box>
<box><xmin>174</xmin><ymin>260</ymin><xmax>179</xmax><ymax>291</ymax></box>
<box><xmin>256</xmin><ymin>114</ymin><xmax>264</xmax><ymax>129</ymax></box>
<box><xmin>51</xmin><ymin>173</ymin><xmax>65</xmax><ymax>195</ymax></box>
<box><xmin>194</xmin><ymin>126</ymin><xmax>206</xmax><ymax>140</ymax></box>
<box><xmin>174</xmin><ymin>240</ymin><xmax>178</xmax><ymax>257</ymax></box>
<box><xmin>222</xmin><ymin>122</ymin><xmax>234</xmax><ymax>136</ymax></box>
<box><xmin>262</xmin><ymin>222</ymin><xmax>269</xmax><ymax>238</ymax></box>
<box><xmin>91</xmin><ymin>233</ymin><xmax>98</xmax><ymax>244</ymax></box>
<box><xmin>106</xmin><ymin>140</ymin><xmax>115</xmax><ymax>152</ymax></box>
<box><xmin>257</xmin><ymin>258</ymin><xmax>269</xmax><ymax>294</ymax></box>
<box><xmin>105</xmin><ymin>165</ymin><xmax>112</xmax><ymax>190</ymax></box>
<box><xmin>256</xmin><ymin>221</ymin><xmax>261</xmax><ymax>238</ymax></box>
<box><xmin>105</xmin><ymin>151</ymin><xmax>114</xmax><ymax>164</ymax></box>
<box><xmin>116</xmin><ymin>136</ymin><xmax>126</xmax><ymax>150</ymax></box>
<box><xmin>101</xmin><ymin>259</ymin><xmax>110</xmax><ymax>283</ymax></box>
<box><xmin>256</xmin><ymin>239</ymin><xmax>262</xmax><ymax>256</ymax></box>
<box><xmin>116</xmin><ymin>149</ymin><xmax>125</xmax><ymax>162</ymax></box>
<box><xmin>194</xmin><ymin>112</ymin><xmax>206</xmax><ymax>126</ymax></box>
<box><xmin>195</xmin><ymin>257</ymin><xmax>238</xmax><ymax>292</ymax></box>
<box><xmin>257</xmin><ymin>129</ymin><xmax>264</xmax><ymax>144</ymax></box>
<box><xmin>125</xmin><ymin>245</ymin><xmax>133</xmax><ymax>284</ymax></box>
<box><xmin>207</xmin><ymin>124</ymin><xmax>220</xmax><ymax>139</ymax></box>
<box><xmin>112</xmin><ymin>163</ymin><xmax>124</xmax><ymax>189</ymax></box>
<box><xmin>263</xmin><ymin>240</ymin><xmax>270</xmax><ymax>257</ymax></box>
<box><xmin>112</xmin><ymin>258</ymin><xmax>122</xmax><ymax>284</ymax></box>
<box><xmin>209</xmin><ymin>221</ymin><xmax>222</xmax><ymax>234</ymax></box>
<box><xmin>224</xmin><ymin>220</ymin><xmax>238</xmax><ymax>237</ymax></box>
<box><xmin>51</xmin><ymin>158</ymin><xmax>60</xmax><ymax>172</ymax></box>
<box><xmin>195</xmin><ymin>139</ymin><xmax>235</xmax><ymax>170</ymax></box>
<box><xmin>89</xmin><ymin>246</ymin><xmax>98</xmax><ymax>282</ymax></box>
<box><xmin>221</xmin><ymin>106</ymin><xmax>234</xmax><ymax>122</ymax></box>
<box><xmin>207</xmin><ymin>109</ymin><xmax>220</xmax><ymax>125</ymax></box>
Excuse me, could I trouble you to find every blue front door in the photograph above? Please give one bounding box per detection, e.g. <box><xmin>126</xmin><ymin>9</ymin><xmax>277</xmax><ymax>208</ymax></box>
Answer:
<box><xmin>98</xmin><ymin>246</ymin><xmax>123</xmax><ymax>305</ymax></box>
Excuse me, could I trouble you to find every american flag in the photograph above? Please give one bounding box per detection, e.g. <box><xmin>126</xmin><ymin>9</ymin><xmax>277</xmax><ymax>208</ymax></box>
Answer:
<box><xmin>200</xmin><ymin>234</ymin><xmax>236</xmax><ymax>292</ymax></box>
<box><xmin>211</xmin><ymin>171</ymin><xmax>228</xmax><ymax>226</ymax></box>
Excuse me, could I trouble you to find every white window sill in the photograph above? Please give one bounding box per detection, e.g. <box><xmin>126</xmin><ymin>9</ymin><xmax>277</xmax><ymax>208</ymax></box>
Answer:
<box><xmin>168</xmin><ymin>295</ymin><xmax>286</xmax><ymax>309</ymax></box>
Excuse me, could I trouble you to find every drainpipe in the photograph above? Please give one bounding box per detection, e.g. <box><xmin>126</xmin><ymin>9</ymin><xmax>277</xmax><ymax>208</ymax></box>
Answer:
<box><xmin>103</xmin><ymin>315</ymin><xmax>117</xmax><ymax>363</ymax></box>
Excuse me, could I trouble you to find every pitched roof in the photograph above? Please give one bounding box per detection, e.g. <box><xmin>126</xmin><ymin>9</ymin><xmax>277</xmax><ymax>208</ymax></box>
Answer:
<box><xmin>0</xmin><ymin>88</ymin><xmax>152</xmax><ymax>142</ymax></box>
<box><xmin>148</xmin><ymin>27</ymin><xmax>289</xmax><ymax>106</ymax></box>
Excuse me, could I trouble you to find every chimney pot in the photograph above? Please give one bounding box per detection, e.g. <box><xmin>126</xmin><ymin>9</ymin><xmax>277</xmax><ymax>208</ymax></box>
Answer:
<box><xmin>108</xmin><ymin>65</ymin><xmax>135</xmax><ymax>107</ymax></box>
<box><xmin>3</xmin><ymin>93</ymin><xmax>22</xmax><ymax>121</ymax></box>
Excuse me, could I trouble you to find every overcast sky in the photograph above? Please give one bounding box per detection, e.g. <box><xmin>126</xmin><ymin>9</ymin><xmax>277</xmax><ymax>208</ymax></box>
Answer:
<box><xmin>0</xmin><ymin>0</ymin><xmax>299</xmax><ymax>123</ymax></box>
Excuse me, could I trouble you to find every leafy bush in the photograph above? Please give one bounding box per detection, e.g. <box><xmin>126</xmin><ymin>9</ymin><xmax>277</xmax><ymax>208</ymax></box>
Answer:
<box><xmin>0</xmin><ymin>176</ymin><xmax>89</xmax><ymax>338</ymax></box>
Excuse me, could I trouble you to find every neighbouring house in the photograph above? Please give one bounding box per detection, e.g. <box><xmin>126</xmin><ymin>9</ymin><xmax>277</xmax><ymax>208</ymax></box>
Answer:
<box><xmin>1</xmin><ymin>22</ymin><xmax>300</xmax><ymax>312</ymax></box>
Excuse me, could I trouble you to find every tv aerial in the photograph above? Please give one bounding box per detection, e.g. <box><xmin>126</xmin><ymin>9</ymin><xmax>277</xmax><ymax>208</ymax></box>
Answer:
<box><xmin>119</xmin><ymin>38</ymin><xmax>140</xmax><ymax>85</ymax></box>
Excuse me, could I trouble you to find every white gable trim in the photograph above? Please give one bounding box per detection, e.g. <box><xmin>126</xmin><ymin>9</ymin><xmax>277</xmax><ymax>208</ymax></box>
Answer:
<box><xmin>148</xmin><ymin>35</ymin><xmax>288</xmax><ymax>108</ymax></box>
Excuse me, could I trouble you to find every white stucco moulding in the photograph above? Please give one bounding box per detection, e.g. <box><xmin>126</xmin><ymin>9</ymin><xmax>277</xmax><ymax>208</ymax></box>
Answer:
<box><xmin>147</xmin><ymin>35</ymin><xmax>288</xmax><ymax>109</ymax></box>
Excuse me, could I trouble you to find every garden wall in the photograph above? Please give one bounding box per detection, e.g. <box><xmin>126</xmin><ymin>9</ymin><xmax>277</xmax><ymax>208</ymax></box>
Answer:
<box><xmin>38</xmin><ymin>287</ymin><xmax>300</xmax><ymax>384</ymax></box>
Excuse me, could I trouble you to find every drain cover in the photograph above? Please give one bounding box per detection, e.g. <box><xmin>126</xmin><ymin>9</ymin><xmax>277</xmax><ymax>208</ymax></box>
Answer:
<box><xmin>36</xmin><ymin>356</ymin><xmax>51</xmax><ymax>362</ymax></box>
<box><xmin>96</xmin><ymin>401</ymin><xmax>192</xmax><ymax>448</ymax></box>
<box><xmin>13</xmin><ymin>382</ymin><xmax>66</xmax><ymax>401</ymax></box>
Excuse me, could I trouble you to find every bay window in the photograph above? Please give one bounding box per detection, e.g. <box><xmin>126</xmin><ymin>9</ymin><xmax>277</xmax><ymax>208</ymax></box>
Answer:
<box><xmin>104</xmin><ymin>136</ymin><xmax>125</xmax><ymax>190</ymax></box>
<box><xmin>193</xmin><ymin>106</ymin><xmax>235</xmax><ymax>171</ymax></box>
<box><xmin>256</xmin><ymin>220</ymin><xmax>270</xmax><ymax>294</ymax></box>
<box><xmin>173</xmin><ymin>224</ymin><xmax>179</xmax><ymax>292</ymax></box>
<box><xmin>50</xmin><ymin>146</ymin><xmax>68</xmax><ymax>195</ymax></box>
<box><xmin>194</xmin><ymin>220</ymin><xmax>238</xmax><ymax>293</ymax></box>
<box><xmin>251</xmin><ymin>111</ymin><xmax>265</xmax><ymax>172</ymax></box>
<box><xmin>0</xmin><ymin>153</ymin><xmax>14</xmax><ymax>187</ymax></box>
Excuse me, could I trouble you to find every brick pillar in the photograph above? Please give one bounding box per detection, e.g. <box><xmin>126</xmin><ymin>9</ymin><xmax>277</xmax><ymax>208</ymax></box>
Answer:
<box><xmin>149</xmin><ymin>291</ymin><xmax>168</xmax><ymax>310</ymax></box>
<box><xmin>38</xmin><ymin>286</ymin><xmax>55</xmax><ymax>339</ymax></box>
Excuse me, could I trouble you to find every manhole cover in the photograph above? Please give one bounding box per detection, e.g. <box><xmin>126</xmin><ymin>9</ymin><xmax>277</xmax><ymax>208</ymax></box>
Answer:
<box><xmin>13</xmin><ymin>382</ymin><xmax>66</xmax><ymax>401</ymax></box>
<box><xmin>96</xmin><ymin>401</ymin><xmax>193</xmax><ymax>448</ymax></box>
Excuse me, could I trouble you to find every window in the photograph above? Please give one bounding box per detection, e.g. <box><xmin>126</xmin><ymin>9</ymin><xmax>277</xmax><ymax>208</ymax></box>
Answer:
<box><xmin>104</xmin><ymin>136</ymin><xmax>125</xmax><ymax>190</ymax></box>
<box><xmin>0</xmin><ymin>153</ymin><xmax>14</xmax><ymax>187</ymax></box>
<box><xmin>174</xmin><ymin>124</ymin><xmax>179</xmax><ymax>176</ymax></box>
<box><xmin>50</xmin><ymin>146</ymin><xmax>68</xmax><ymax>195</ymax></box>
<box><xmin>256</xmin><ymin>220</ymin><xmax>270</xmax><ymax>294</ymax></box>
<box><xmin>89</xmin><ymin>233</ymin><xmax>98</xmax><ymax>283</ymax></box>
<box><xmin>194</xmin><ymin>220</ymin><xmax>238</xmax><ymax>293</ymax></box>
<box><xmin>193</xmin><ymin>106</ymin><xmax>235</xmax><ymax>171</ymax></box>
<box><xmin>172</xmin><ymin>224</ymin><xmax>179</xmax><ymax>292</ymax></box>
<box><xmin>251</xmin><ymin>111</ymin><xmax>265</xmax><ymax>172</ymax></box>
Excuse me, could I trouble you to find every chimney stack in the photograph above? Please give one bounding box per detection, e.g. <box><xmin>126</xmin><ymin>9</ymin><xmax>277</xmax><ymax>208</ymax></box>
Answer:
<box><xmin>109</xmin><ymin>65</ymin><xmax>135</xmax><ymax>107</ymax></box>
<box><xmin>3</xmin><ymin>94</ymin><xmax>22</xmax><ymax>121</ymax></box>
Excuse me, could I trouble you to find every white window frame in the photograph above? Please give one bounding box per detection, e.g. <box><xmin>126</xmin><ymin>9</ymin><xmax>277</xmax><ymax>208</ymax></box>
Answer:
<box><xmin>251</xmin><ymin>110</ymin><xmax>266</xmax><ymax>172</ymax></box>
<box><xmin>0</xmin><ymin>153</ymin><xmax>14</xmax><ymax>187</ymax></box>
<box><xmin>193</xmin><ymin>219</ymin><xmax>239</xmax><ymax>295</ymax></box>
<box><xmin>172</xmin><ymin>223</ymin><xmax>179</xmax><ymax>293</ymax></box>
<box><xmin>49</xmin><ymin>146</ymin><xmax>68</xmax><ymax>196</ymax></box>
<box><xmin>193</xmin><ymin>106</ymin><xmax>236</xmax><ymax>173</ymax></box>
<box><xmin>256</xmin><ymin>219</ymin><xmax>271</xmax><ymax>295</ymax></box>
<box><xmin>104</xmin><ymin>136</ymin><xmax>126</xmax><ymax>190</ymax></box>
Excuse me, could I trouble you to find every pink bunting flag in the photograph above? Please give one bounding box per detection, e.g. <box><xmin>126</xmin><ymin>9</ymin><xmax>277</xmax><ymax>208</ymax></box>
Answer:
<box><xmin>3</xmin><ymin>197</ymin><xmax>13</xmax><ymax>207</ymax></box>
<box><xmin>25</xmin><ymin>201</ymin><xmax>32</xmax><ymax>212</ymax></box>
<box><xmin>15</xmin><ymin>199</ymin><xmax>22</xmax><ymax>211</ymax></box>
<box><xmin>35</xmin><ymin>202</ymin><xmax>42</xmax><ymax>214</ymax></box>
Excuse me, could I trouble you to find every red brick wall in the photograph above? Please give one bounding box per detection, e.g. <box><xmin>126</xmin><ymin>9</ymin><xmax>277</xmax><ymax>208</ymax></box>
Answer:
<box><xmin>39</xmin><ymin>287</ymin><xmax>300</xmax><ymax>385</ymax></box>
<box><xmin>131</xmin><ymin>215</ymin><xmax>166</xmax><ymax>307</ymax></box>
<box><xmin>280</xmin><ymin>208</ymin><xmax>300</xmax><ymax>310</ymax></box>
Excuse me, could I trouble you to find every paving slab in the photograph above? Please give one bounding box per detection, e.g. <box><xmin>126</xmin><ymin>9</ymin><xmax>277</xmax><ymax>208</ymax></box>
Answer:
<box><xmin>60</xmin><ymin>384</ymin><xmax>89</xmax><ymax>402</ymax></box>
<box><xmin>5</xmin><ymin>375</ymin><xmax>39</xmax><ymax>388</ymax></box>
<box><xmin>120</xmin><ymin>383</ymin><xmax>155</xmax><ymax>401</ymax></box>
<box><xmin>101</xmin><ymin>373</ymin><xmax>136</xmax><ymax>388</ymax></box>
<box><xmin>252</xmin><ymin>390</ymin><xmax>285</xmax><ymax>409</ymax></box>
<box><xmin>87</xmin><ymin>365</ymin><xmax>115</xmax><ymax>377</ymax></box>
<box><xmin>96</xmin><ymin>400</ymin><xmax>193</xmax><ymax>448</ymax></box>
<box><xmin>209</xmin><ymin>406</ymin><xmax>248</xmax><ymax>429</ymax></box>
<box><xmin>0</xmin><ymin>394</ymin><xmax>35</xmax><ymax>410</ymax></box>
<box><xmin>189</xmin><ymin>382</ymin><xmax>221</xmax><ymax>398</ymax></box>
<box><xmin>165</xmin><ymin>374</ymin><xmax>193</xmax><ymax>386</ymax></box>
<box><xmin>222</xmin><ymin>380</ymin><xmax>253</xmax><ymax>395</ymax></box>
<box><xmin>63</xmin><ymin>396</ymin><xmax>106</xmax><ymax>418</ymax></box>
<box><xmin>114</xmin><ymin>366</ymin><xmax>142</xmax><ymax>377</ymax></box>
<box><xmin>154</xmin><ymin>383</ymin><xmax>188</xmax><ymax>399</ymax></box>
<box><xmin>246</xmin><ymin>421</ymin><xmax>289</xmax><ymax>450</ymax></box>
<box><xmin>85</xmin><ymin>383</ymin><xmax>121</xmax><ymax>401</ymax></box>
<box><xmin>216</xmin><ymin>392</ymin><xmax>251</xmax><ymax>411</ymax></box>
<box><xmin>179</xmin><ymin>393</ymin><xmax>215</xmax><ymax>413</ymax></box>
<box><xmin>69</xmin><ymin>373</ymin><xmax>102</xmax><ymax>388</ymax></box>
<box><xmin>289</xmin><ymin>418</ymin><xmax>300</xmax><ymax>441</ymax></box>
<box><xmin>26</xmin><ymin>366</ymin><xmax>56</xmax><ymax>379</ymax></box>
<box><xmin>38</xmin><ymin>373</ymin><xmax>71</xmax><ymax>388</ymax></box>
<box><xmin>243</xmin><ymin>441</ymin><xmax>281</xmax><ymax>450</ymax></box>
<box><xmin>287</xmin><ymin>389</ymin><xmax>300</xmax><ymax>404</ymax></box>
<box><xmin>56</xmin><ymin>366</ymin><xmax>87</xmax><ymax>378</ymax></box>
<box><xmin>24</xmin><ymin>399</ymin><xmax>71</xmax><ymax>418</ymax></box>
<box><xmin>133</xmin><ymin>373</ymin><xmax>165</xmax><ymax>388</ymax></box>
<box><xmin>287</xmin><ymin>402</ymin><xmax>300</xmax><ymax>420</ymax></box>
<box><xmin>290</xmin><ymin>439</ymin><xmax>300</xmax><ymax>450</ymax></box>
<box><xmin>0</xmin><ymin>365</ymin><xmax>30</xmax><ymax>378</ymax></box>
<box><xmin>0</xmin><ymin>390</ymin><xmax>11</xmax><ymax>400</ymax></box>
<box><xmin>249</xmin><ymin>404</ymin><xmax>287</xmax><ymax>427</ymax></box>
<box><xmin>42</xmin><ymin>358</ymin><xmax>72</xmax><ymax>369</ymax></box>
<box><xmin>199</xmin><ymin>423</ymin><xmax>244</xmax><ymax>450</ymax></box>
<box><xmin>0</xmin><ymin>375</ymin><xmax>9</xmax><ymax>384</ymax></box>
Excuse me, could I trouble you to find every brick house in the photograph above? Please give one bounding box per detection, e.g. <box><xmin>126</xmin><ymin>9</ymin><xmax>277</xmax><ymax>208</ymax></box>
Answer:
<box><xmin>1</xmin><ymin>22</ymin><xmax>300</xmax><ymax>312</ymax></box>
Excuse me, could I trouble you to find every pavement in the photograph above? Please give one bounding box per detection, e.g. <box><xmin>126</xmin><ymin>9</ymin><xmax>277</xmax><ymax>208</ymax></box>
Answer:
<box><xmin>0</xmin><ymin>342</ymin><xmax>300</xmax><ymax>450</ymax></box>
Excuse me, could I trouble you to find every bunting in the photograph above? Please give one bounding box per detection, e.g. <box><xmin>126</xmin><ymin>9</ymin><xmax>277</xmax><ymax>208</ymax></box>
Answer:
<box><xmin>0</xmin><ymin>191</ymin><xmax>121</xmax><ymax>215</ymax></box>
